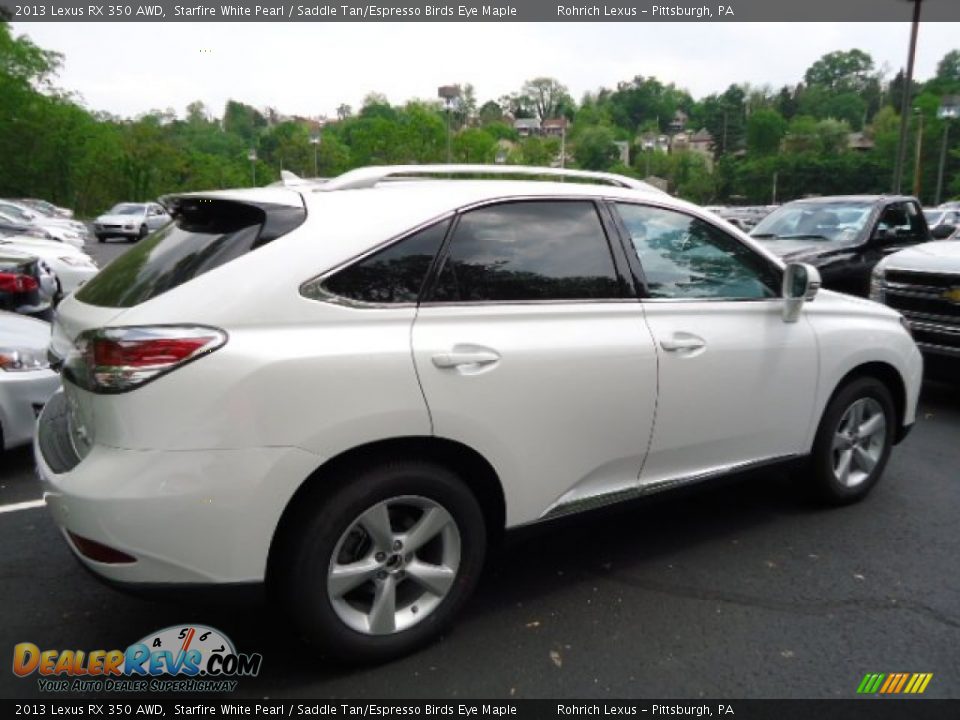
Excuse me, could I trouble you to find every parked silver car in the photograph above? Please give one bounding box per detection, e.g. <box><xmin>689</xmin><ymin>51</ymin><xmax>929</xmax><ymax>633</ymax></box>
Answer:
<box><xmin>0</xmin><ymin>311</ymin><xmax>60</xmax><ymax>450</ymax></box>
<box><xmin>93</xmin><ymin>202</ymin><xmax>171</xmax><ymax>243</ymax></box>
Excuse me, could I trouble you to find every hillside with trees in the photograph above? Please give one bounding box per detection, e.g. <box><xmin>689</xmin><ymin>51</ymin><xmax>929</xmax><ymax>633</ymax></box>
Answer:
<box><xmin>1</xmin><ymin>20</ymin><xmax>958</xmax><ymax>214</ymax></box>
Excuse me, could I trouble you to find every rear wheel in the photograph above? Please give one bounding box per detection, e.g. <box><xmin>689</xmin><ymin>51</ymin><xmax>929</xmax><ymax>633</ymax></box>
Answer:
<box><xmin>808</xmin><ymin>377</ymin><xmax>896</xmax><ymax>504</ymax></box>
<box><xmin>276</xmin><ymin>460</ymin><xmax>486</xmax><ymax>663</ymax></box>
<box><xmin>96</xmin><ymin>235</ymin><xmax>105</xmax><ymax>243</ymax></box>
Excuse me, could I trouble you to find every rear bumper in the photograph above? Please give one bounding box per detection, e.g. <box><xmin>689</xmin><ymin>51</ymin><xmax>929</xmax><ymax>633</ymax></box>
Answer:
<box><xmin>0</xmin><ymin>369</ymin><xmax>59</xmax><ymax>450</ymax></box>
<box><xmin>35</xmin><ymin>392</ymin><xmax>321</xmax><ymax>585</ymax></box>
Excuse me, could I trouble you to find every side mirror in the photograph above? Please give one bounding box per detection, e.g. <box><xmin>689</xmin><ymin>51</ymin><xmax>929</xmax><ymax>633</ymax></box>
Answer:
<box><xmin>782</xmin><ymin>262</ymin><xmax>821</xmax><ymax>323</ymax></box>
<box><xmin>871</xmin><ymin>227</ymin><xmax>894</xmax><ymax>243</ymax></box>
<box><xmin>932</xmin><ymin>224</ymin><xmax>956</xmax><ymax>240</ymax></box>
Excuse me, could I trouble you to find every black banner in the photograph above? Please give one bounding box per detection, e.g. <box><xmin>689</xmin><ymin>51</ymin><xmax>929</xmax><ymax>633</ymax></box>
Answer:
<box><xmin>3</xmin><ymin>700</ymin><xmax>960</xmax><ymax>720</ymax></box>
<box><xmin>2</xmin><ymin>0</ymin><xmax>960</xmax><ymax>23</ymax></box>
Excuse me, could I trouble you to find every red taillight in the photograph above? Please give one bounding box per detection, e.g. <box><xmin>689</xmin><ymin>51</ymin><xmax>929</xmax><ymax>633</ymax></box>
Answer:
<box><xmin>92</xmin><ymin>337</ymin><xmax>215</xmax><ymax>368</ymax></box>
<box><xmin>63</xmin><ymin>325</ymin><xmax>227</xmax><ymax>394</ymax></box>
<box><xmin>0</xmin><ymin>272</ymin><xmax>39</xmax><ymax>293</ymax></box>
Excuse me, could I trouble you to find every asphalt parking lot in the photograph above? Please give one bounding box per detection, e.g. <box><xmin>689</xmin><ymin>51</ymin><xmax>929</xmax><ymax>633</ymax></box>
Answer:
<box><xmin>1</xmin><ymin>238</ymin><xmax>958</xmax><ymax>699</ymax></box>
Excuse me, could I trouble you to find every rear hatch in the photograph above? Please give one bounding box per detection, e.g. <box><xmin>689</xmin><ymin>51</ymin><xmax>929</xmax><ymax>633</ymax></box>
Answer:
<box><xmin>43</xmin><ymin>192</ymin><xmax>305</xmax><ymax>468</ymax></box>
<box><xmin>51</xmin><ymin>193</ymin><xmax>305</xmax><ymax>359</ymax></box>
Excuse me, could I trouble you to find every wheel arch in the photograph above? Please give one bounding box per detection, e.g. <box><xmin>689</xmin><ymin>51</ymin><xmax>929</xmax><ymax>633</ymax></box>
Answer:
<box><xmin>828</xmin><ymin>361</ymin><xmax>909</xmax><ymax>444</ymax></box>
<box><xmin>266</xmin><ymin>435</ymin><xmax>506</xmax><ymax>585</ymax></box>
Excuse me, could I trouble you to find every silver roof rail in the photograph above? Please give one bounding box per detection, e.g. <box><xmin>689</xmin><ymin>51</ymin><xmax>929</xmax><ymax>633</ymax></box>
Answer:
<box><xmin>316</xmin><ymin>164</ymin><xmax>665</xmax><ymax>193</ymax></box>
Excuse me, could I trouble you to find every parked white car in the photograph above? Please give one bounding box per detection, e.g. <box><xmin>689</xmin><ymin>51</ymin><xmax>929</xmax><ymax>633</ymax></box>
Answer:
<box><xmin>93</xmin><ymin>202</ymin><xmax>171</xmax><ymax>242</ymax></box>
<box><xmin>0</xmin><ymin>234</ymin><xmax>98</xmax><ymax>298</ymax></box>
<box><xmin>36</xmin><ymin>165</ymin><xmax>922</xmax><ymax>662</ymax></box>
<box><xmin>1</xmin><ymin>312</ymin><xmax>59</xmax><ymax>450</ymax></box>
<box><xmin>0</xmin><ymin>200</ymin><xmax>89</xmax><ymax>248</ymax></box>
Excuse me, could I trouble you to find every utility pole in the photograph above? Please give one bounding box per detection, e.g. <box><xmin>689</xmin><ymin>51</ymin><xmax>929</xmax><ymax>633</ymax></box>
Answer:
<box><xmin>935</xmin><ymin>97</ymin><xmax>960</xmax><ymax>206</ymax></box>
<box><xmin>893</xmin><ymin>0</ymin><xmax>923</xmax><ymax>193</ymax></box>
<box><xmin>913</xmin><ymin>110</ymin><xmax>924</xmax><ymax>199</ymax></box>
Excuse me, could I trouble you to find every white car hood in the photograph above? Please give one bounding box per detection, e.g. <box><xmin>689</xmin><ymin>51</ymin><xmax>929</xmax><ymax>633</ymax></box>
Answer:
<box><xmin>96</xmin><ymin>214</ymin><xmax>143</xmax><ymax>224</ymax></box>
<box><xmin>0</xmin><ymin>311</ymin><xmax>51</xmax><ymax>352</ymax></box>
<box><xmin>882</xmin><ymin>241</ymin><xmax>960</xmax><ymax>273</ymax></box>
<box><xmin>0</xmin><ymin>237</ymin><xmax>85</xmax><ymax>254</ymax></box>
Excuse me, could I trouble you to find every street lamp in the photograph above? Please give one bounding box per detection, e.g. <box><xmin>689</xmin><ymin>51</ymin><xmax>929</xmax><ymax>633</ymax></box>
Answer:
<box><xmin>935</xmin><ymin>96</ymin><xmax>960</xmax><ymax>206</ymax></box>
<box><xmin>893</xmin><ymin>0</ymin><xmax>923</xmax><ymax>194</ymax></box>
<box><xmin>310</xmin><ymin>133</ymin><xmax>321</xmax><ymax>177</ymax></box>
<box><xmin>247</xmin><ymin>148</ymin><xmax>258</xmax><ymax>186</ymax></box>
<box><xmin>438</xmin><ymin>85</ymin><xmax>461</xmax><ymax>164</ymax></box>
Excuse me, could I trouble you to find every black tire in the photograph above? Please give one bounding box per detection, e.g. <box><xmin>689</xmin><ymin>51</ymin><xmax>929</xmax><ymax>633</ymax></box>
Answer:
<box><xmin>96</xmin><ymin>235</ymin><xmax>105</xmax><ymax>243</ymax></box>
<box><xmin>275</xmin><ymin>460</ymin><xmax>486</xmax><ymax>663</ymax></box>
<box><xmin>807</xmin><ymin>376</ymin><xmax>897</xmax><ymax>505</ymax></box>
<box><xmin>138</xmin><ymin>224</ymin><xmax>148</xmax><ymax>241</ymax></box>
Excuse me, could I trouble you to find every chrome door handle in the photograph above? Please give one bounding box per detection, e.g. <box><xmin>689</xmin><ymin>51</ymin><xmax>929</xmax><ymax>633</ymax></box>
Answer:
<box><xmin>660</xmin><ymin>335</ymin><xmax>706</xmax><ymax>352</ymax></box>
<box><xmin>432</xmin><ymin>348</ymin><xmax>501</xmax><ymax>369</ymax></box>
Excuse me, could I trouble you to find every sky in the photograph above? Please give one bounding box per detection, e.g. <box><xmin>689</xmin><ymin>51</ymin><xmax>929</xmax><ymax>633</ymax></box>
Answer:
<box><xmin>11</xmin><ymin>22</ymin><xmax>960</xmax><ymax>120</ymax></box>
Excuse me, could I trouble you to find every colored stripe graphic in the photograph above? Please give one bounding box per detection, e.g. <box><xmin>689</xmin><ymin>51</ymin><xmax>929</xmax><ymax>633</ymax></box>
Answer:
<box><xmin>858</xmin><ymin>672</ymin><xmax>932</xmax><ymax>694</ymax></box>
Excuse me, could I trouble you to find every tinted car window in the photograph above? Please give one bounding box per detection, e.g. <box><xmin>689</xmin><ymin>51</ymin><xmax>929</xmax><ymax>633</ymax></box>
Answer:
<box><xmin>428</xmin><ymin>201</ymin><xmax>620</xmax><ymax>302</ymax></box>
<box><xmin>318</xmin><ymin>219</ymin><xmax>450</xmax><ymax>304</ymax></box>
<box><xmin>617</xmin><ymin>203</ymin><xmax>779</xmax><ymax>300</ymax></box>
<box><xmin>876</xmin><ymin>202</ymin><xmax>926</xmax><ymax>241</ymax></box>
<box><xmin>76</xmin><ymin>198</ymin><xmax>267</xmax><ymax>308</ymax></box>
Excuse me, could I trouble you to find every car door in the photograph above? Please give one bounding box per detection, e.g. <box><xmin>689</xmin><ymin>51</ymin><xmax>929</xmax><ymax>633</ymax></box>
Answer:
<box><xmin>146</xmin><ymin>204</ymin><xmax>168</xmax><ymax>231</ymax></box>
<box><xmin>612</xmin><ymin>202</ymin><xmax>819</xmax><ymax>489</ymax></box>
<box><xmin>862</xmin><ymin>201</ymin><xmax>930</xmax><ymax>269</ymax></box>
<box><xmin>412</xmin><ymin>199</ymin><xmax>658</xmax><ymax>525</ymax></box>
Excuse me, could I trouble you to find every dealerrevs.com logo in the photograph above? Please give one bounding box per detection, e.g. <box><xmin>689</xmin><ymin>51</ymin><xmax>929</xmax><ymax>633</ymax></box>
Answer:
<box><xmin>13</xmin><ymin>624</ymin><xmax>262</xmax><ymax>693</ymax></box>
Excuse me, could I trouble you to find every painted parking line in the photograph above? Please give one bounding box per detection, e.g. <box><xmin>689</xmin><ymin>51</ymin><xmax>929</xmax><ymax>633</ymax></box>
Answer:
<box><xmin>0</xmin><ymin>499</ymin><xmax>46</xmax><ymax>514</ymax></box>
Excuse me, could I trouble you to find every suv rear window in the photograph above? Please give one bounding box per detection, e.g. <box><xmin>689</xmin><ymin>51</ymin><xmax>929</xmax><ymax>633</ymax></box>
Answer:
<box><xmin>76</xmin><ymin>198</ymin><xmax>300</xmax><ymax>308</ymax></box>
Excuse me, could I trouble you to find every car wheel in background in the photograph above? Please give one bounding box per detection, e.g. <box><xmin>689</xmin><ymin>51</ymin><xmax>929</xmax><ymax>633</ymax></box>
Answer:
<box><xmin>136</xmin><ymin>224</ymin><xmax>147</xmax><ymax>242</ymax></box>
<box><xmin>275</xmin><ymin>460</ymin><xmax>487</xmax><ymax>663</ymax></box>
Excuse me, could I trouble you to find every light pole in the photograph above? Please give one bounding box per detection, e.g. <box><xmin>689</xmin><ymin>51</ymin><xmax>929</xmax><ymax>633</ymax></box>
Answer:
<box><xmin>893</xmin><ymin>0</ymin><xmax>923</xmax><ymax>194</ymax></box>
<box><xmin>438</xmin><ymin>85</ymin><xmax>461</xmax><ymax>164</ymax></box>
<box><xmin>913</xmin><ymin>108</ymin><xmax>924</xmax><ymax>199</ymax></box>
<box><xmin>935</xmin><ymin>96</ymin><xmax>960</xmax><ymax>206</ymax></box>
<box><xmin>310</xmin><ymin>134</ymin><xmax>321</xmax><ymax>177</ymax></box>
<box><xmin>247</xmin><ymin>148</ymin><xmax>257</xmax><ymax>186</ymax></box>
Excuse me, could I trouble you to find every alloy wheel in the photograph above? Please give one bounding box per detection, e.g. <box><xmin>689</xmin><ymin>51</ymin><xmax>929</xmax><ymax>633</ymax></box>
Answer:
<box><xmin>327</xmin><ymin>495</ymin><xmax>461</xmax><ymax>635</ymax></box>
<box><xmin>831</xmin><ymin>397</ymin><xmax>887</xmax><ymax>488</ymax></box>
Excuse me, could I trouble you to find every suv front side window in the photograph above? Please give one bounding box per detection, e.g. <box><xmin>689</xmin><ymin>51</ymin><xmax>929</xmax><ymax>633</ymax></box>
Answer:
<box><xmin>427</xmin><ymin>200</ymin><xmax>621</xmax><ymax>303</ymax></box>
<box><xmin>616</xmin><ymin>203</ymin><xmax>780</xmax><ymax>300</ymax></box>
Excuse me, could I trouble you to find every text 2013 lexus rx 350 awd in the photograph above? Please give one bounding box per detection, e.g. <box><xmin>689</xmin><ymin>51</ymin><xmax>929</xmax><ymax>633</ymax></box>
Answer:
<box><xmin>36</xmin><ymin>165</ymin><xmax>923</xmax><ymax>662</ymax></box>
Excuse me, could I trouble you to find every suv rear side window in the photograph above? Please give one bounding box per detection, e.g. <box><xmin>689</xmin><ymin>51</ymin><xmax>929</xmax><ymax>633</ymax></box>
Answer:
<box><xmin>316</xmin><ymin>219</ymin><xmax>450</xmax><ymax>304</ymax></box>
<box><xmin>428</xmin><ymin>201</ymin><xmax>620</xmax><ymax>302</ymax></box>
<box><xmin>76</xmin><ymin>198</ymin><xmax>281</xmax><ymax>308</ymax></box>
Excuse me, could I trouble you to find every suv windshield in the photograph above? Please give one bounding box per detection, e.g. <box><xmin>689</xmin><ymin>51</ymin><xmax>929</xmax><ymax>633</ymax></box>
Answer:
<box><xmin>109</xmin><ymin>204</ymin><xmax>146</xmax><ymax>215</ymax></box>
<box><xmin>751</xmin><ymin>201</ymin><xmax>874</xmax><ymax>242</ymax></box>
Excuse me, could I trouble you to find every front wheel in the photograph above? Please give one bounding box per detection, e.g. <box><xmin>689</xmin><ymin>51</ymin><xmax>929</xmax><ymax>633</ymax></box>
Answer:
<box><xmin>276</xmin><ymin>460</ymin><xmax>487</xmax><ymax>663</ymax></box>
<box><xmin>808</xmin><ymin>377</ymin><xmax>896</xmax><ymax>505</ymax></box>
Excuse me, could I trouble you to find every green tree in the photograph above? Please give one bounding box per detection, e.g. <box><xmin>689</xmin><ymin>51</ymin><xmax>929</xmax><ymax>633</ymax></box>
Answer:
<box><xmin>574</xmin><ymin>126</ymin><xmax>619</xmax><ymax>170</ymax></box>
<box><xmin>746</xmin><ymin>108</ymin><xmax>786</xmax><ymax>156</ymax></box>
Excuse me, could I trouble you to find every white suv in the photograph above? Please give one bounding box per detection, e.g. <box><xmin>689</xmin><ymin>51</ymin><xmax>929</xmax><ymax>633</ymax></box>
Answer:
<box><xmin>36</xmin><ymin>166</ymin><xmax>922</xmax><ymax>661</ymax></box>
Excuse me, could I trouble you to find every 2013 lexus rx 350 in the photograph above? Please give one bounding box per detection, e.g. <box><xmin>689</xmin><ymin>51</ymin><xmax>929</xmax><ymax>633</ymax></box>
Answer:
<box><xmin>36</xmin><ymin>166</ymin><xmax>923</xmax><ymax>661</ymax></box>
